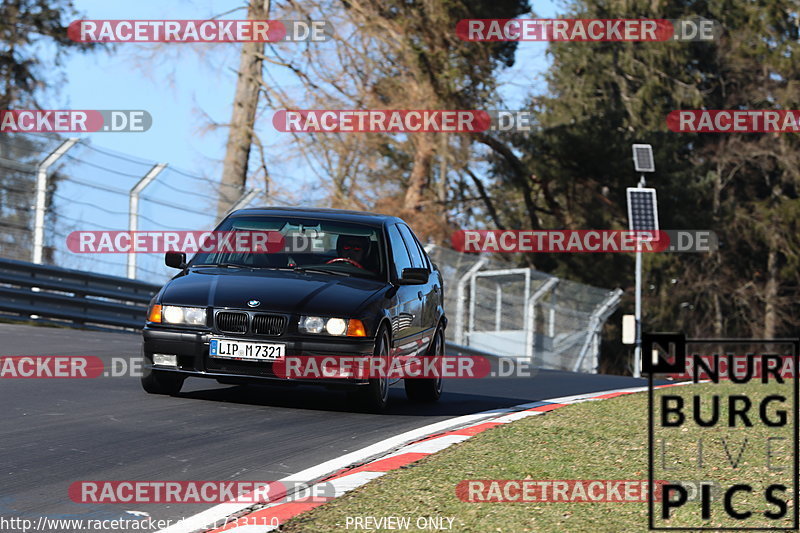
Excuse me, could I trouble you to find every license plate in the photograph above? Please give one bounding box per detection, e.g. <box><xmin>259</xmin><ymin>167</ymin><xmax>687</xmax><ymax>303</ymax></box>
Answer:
<box><xmin>209</xmin><ymin>338</ymin><xmax>285</xmax><ymax>361</ymax></box>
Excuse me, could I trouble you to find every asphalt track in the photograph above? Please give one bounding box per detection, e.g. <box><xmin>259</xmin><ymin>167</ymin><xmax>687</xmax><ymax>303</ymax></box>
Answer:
<box><xmin>0</xmin><ymin>322</ymin><xmax>652</xmax><ymax>531</ymax></box>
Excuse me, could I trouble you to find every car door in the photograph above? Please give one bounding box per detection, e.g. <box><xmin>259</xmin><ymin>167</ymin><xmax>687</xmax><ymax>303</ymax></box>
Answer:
<box><xmin>385</xmin><ymin>224</ymin><xmax>423</xmax><ymax>359</ymax></box>
<box><xmin>397</xmin><ymin>224</ymin><xmax>435</xmax><ymax>356</ymax></box>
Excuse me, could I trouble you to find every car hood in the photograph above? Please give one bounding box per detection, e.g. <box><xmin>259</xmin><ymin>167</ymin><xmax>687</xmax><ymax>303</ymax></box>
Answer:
<box><xmin>160</xmin><ymin>268</ymin><xmax>386</xmax><ymax>315</ymax></box>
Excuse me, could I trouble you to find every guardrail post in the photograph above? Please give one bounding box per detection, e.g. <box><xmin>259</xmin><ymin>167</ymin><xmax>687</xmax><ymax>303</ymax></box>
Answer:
<box><xmin>548</xmin><ymin>281</ymin><xmax>559</xmax><ymax>338</ymax></box>
<box><xmin>526</xmin><ymin>277</ymin><xmax>558</xmax><ymax>361</ymax></box>
<box><xmin>522</xmin><ymin>270</ymin><xmax>531</xmax><ymax>357</ymax></box>
<box><xmin>455</xmin><ymin>257</ymin><xmax>488</xmax><ymax>345</ymax></box>
<box><xmin>468</xmin><ymin>268</ymin><xmax>478</xmax><ymax>342</ymax></box>
<box><xmin>495</xmin><ymin>283</ymin><xmax>502</xmax><ymax>331</ymax></box>
<box><xmin>32</xmin><ymin>138</ymin><xmax>79</xmax><ymax>264</ymax></box>
<box><xmin>127</xmin><ymin>163</ymin><xmax>167</xmax><ymax>279</ymax></box>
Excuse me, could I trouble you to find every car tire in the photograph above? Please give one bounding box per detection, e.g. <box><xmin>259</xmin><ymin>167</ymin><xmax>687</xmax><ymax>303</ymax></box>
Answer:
<box><xmin>404</xmin><ymin>326</ymin><xmax>444</xmax><ymax>403</ymax></box>
<box><xmin>348</xmin><ymin>325</ymin><xmax>391</xmax><ymax>412</ymax></box>
<box><xmin>141</xmin><ymin>367</ymin><xmax>185</xmax><ymax>395</ymax></box>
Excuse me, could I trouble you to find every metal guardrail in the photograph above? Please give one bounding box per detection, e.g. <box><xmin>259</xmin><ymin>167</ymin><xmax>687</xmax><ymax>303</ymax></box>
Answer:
<box><xmin>0</xmin><ymin>257</ymin><xmax>160</xmax><ymax>329</ymax></box>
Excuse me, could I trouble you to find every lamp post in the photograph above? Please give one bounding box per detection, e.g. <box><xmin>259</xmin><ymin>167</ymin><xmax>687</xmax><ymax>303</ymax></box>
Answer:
<box><xmin>628</xmin><ymin>144</ymin><xmax>658</xmax><ymax>377</ymax></box>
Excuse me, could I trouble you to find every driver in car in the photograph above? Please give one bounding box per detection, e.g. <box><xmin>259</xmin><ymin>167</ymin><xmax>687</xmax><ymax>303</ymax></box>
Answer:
<box><xmin>328</xmin><ymin>234</ymin><xmax>370</xmax><ymax>270</ymax></box>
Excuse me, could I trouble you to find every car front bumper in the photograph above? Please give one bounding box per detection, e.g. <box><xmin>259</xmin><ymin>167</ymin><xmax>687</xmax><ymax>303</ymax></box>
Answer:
<box><xmin>142</xmin><ymin>326</ymin><xmax>376</xmax><ymax>387</ymax></box>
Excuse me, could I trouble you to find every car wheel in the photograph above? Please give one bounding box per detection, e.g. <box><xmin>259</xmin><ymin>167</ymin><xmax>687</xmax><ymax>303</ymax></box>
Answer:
<box><xmin>348</xmin><ymin>325</ymin><xmax>391</xmax><ymax>412</ymax></box>
<box><xmin>141</xmin><ymin>366</ymin><xmax>185</xmax><ymax>395</ymax></box>
<box><xmin>404</xmin><ymin>326</ymin><xmax>444</xmax><ymax>403</ymax></box>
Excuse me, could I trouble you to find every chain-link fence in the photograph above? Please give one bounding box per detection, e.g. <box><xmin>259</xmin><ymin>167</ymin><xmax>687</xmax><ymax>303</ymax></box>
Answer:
<box><xmin>426</xmin><ymin>245</ymin><xmax>621</xmax><ymax>373</ymax></box>
<box><xmin>0</xmin><ymin>132</ymin><xmax>268</xmax><ymax>284</ymax></box>
<box><xmin>0</xmin><ymin>132</ymin><xmax>621</xmax><ymax>373</ymax></box>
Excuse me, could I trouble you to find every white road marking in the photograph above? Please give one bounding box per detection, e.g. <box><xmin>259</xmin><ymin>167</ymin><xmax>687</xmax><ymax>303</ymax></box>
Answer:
<box><xmin>327</xmin><ymin>471</ymin><xmax>386</xmax><ymax>496</ymax></box>
<box><xmin>383</xmin><ymin>434</ymin><xmax>470</xmax><ymax>458</ymax></box>
<box><xmin>494</xmin><ymin>410</ymin><xmax>545</xmax><ymax>423</ymax></box>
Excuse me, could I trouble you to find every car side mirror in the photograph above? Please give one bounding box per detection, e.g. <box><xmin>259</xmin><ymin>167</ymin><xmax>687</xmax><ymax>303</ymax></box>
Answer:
<box><xmin>165</xmin><ymin>252</ymin><xmax>187</xmax><ymax>269</ymax></box>
<box><xmin>397</xmin><ymin>267</ymin><xmax>429</xmax><ymax>285</ymax></box>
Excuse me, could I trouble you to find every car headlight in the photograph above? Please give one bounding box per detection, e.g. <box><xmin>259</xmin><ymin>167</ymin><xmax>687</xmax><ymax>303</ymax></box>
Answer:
<box><xmin>159</xmin><ymin>305</ymin><xmax>207</xmax><ymax>326</ymax></box>
<box><xmin>298</xmin><ymin>316</ymin><xmax>366</xmax><ymax>337</ymax></box>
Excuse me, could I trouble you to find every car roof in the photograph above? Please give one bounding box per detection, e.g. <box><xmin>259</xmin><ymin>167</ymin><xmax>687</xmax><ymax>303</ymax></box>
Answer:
<box><xmin>228</xmin><ymin>206</ymin><xmax>404</xmax><ymax>228</ymax></box>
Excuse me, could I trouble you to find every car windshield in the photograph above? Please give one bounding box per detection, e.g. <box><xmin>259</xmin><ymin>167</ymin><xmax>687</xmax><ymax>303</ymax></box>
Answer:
<box><xmin>189</xmin><ymin>216</ymin><xmax>386</xmax><ymax>280</ymax></box>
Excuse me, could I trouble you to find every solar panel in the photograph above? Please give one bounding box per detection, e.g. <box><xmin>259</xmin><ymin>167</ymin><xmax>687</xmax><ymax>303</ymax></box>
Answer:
<box><xmin>632</xmin><ymin>144</ymin><xmax>655</xmax><ymax>172</ymax></box>
<box><xmin>626</xmin><ymin>188</ymin><xmax>659</xmax><ymax>231</ymax></box>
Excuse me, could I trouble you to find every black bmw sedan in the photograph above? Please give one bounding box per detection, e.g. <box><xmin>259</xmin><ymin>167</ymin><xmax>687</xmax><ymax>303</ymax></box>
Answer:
<box><xmin>141</xmin><ymin>207</ymin><xmax>446</xmax><ymax>411</ymax></box>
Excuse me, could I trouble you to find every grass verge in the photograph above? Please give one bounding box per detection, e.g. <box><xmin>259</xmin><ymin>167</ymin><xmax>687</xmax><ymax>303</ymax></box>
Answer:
<box><xmin>280</xmin><ymin>381</ymin><xmax>796</xmax><ymax>532</ymax></box>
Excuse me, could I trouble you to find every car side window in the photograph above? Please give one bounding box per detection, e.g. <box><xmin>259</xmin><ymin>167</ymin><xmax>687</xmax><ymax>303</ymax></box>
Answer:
<box><xmin>397</xmin><ymin>224</ymin><xmax>426</xmax><ymax>270</ymax></box>
<box><xmin>387</xmin><ymin>224</ymin><xmax>413</xmax><ymax>279</ymax></box>
<box><xmin>410</xmin><ymin>228</ymin><xmax>432</xmax><ymax>270</ymax></box>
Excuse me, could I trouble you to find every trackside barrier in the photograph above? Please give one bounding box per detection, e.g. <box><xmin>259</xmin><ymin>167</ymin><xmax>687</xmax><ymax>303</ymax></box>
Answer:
<box><xmin>0</xmin><ymin>257</ymin><xmax>159</xmax><ymax>329</ymax></box>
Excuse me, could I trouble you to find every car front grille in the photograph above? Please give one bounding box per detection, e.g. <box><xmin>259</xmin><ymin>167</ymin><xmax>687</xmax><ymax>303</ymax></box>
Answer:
<box><xmin>216</xmin><ymin>311</ymin><xmax>248</xmax><ymax>334</ymax></box>
<box><xmin>214</xmin><ymin>311</ymin><xmax>287</xmax><ymax>336</ymax></box>
<box><xmin>252</xmin><ymin>314</ymin><xmax>286</xmax><ymax>336</ymax></box>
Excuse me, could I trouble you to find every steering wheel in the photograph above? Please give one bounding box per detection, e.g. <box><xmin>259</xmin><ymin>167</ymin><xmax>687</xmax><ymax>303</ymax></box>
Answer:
<box><xmin>325</xmin><ymin>257</ymin><xmax>365</xmax><ymax>269</ymax></box>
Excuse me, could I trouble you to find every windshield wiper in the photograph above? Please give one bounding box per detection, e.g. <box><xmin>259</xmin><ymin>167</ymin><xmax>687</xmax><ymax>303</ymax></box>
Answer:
<box><xmin>192</xmin><ymin>263</ymin><xmax>248</xmax><ymax>269</ymax></box>
<box><xmin>293</xmin><ymin>266</ymin><xmax>352</xmax><ymax>277</ymax></box>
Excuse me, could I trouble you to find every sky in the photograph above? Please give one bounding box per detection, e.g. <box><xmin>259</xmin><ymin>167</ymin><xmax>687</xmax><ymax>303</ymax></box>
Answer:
<box><xmin>60</xmin><ymin>1</ymin><xmax>244</xmax><ymax>176</ymax></box>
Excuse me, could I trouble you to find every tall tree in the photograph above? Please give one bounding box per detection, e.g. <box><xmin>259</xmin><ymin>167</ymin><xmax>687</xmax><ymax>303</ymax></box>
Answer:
<box><xmin>217</xmin><ymin>0</ymin><xmax>270</xmax><ymax>218</ymax></box>
<box><xmin>259</xmin><ymin>0</ymin><xmax>528</xmax><ymax>239</ymax></box>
